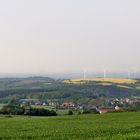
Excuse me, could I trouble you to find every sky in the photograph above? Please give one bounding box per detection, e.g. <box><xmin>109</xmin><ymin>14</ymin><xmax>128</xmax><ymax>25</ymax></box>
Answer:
<box><xmin>0</xmin><ymin>0</ymin><xmax>140</xmax><ymax>75</ymax></box>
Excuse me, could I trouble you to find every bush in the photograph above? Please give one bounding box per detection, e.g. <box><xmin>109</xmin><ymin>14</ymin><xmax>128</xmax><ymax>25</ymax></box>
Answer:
<box><xmin>82</xmin><ymin>109</ymin><xmax>91</xmax><ymax>114</ymax></box>
<box><xmin>24</xmin><ymin>107</ymin><xmax>57</xmax><ymax>116</ymax></box>
<box><xmin>0</xmin><ymin>105</ymin><xmax>24</xmax><ymax>115</ymax></box>
<box><xmin>77</xmin><ymin>111</ymin><xmax>81</xmax><ymax>115</ymax></box>
<box><xmin>4</xmin><ymin>115</ymin><xmax>13</xmax><ymax>118</ymax></box>
<box><xmin>68</xmin><ymin>110</ymin><xmax>73</xmax><ymax>115</ymax></box>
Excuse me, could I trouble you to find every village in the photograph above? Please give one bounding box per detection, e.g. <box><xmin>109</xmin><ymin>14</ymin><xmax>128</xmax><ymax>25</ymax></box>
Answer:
<box><xmin>20</xmin><ymin>97</ymin><xmax>140</xmax><ymax>114</ymax></box>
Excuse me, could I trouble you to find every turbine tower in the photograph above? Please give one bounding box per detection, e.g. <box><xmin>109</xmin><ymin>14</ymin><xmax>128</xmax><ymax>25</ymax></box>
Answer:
<box><xmin>104</xmin><ymin>69</ymin><xmax>106</xmax><ymax>80</ymax></box>
<box><xmin>83</xmin><ymin>69</ymin><xmax>87</xmax><ymax>80</ymax></box>
<box><xmin>133</xmin><ymin>68</ymin><xmax>138</xmax><ymax>79</ymax></box>
<box><xmin>127</xmin><ymin>71</ymin><xmax>131</xmax><ymax>79</ymax></box>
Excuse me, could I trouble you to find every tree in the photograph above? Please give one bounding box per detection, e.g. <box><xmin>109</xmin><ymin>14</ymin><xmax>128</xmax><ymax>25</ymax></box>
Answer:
<box><xmin>68</xmin><ymin>110</ymin><xmax>73</xmax><ymax>115</ymax></box>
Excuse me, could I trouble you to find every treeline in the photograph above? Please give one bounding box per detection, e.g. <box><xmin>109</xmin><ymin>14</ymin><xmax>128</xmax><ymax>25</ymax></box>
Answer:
<box><xmin>0</xmin><ymin>82</ymin><xmax>140</xmax><ymax>104</ymax></box>
<box><xmin>0</xmin><ymin>105</ymin><xmax>57</xmax><ymax>116</ymax></box>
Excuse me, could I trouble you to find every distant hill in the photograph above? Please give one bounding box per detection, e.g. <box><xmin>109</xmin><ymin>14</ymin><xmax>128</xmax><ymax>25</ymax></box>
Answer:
<box><xmin>0</xmin><ymin>77</ymin><xmax>140</xmax><ymax>103</ymax></box>
<box><xmin>62</xmin><ymin>78</ymin><xmax>140</xmax><ymax>100</ymax></box>
<box><xmin>0</xmin><ymin>77</ymin><xmax>55</xmax><ymax>89</ymax></box>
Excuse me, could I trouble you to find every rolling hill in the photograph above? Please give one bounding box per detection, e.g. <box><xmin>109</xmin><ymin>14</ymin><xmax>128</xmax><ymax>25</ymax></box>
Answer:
<box><xmin>0</xmin><ymin>77</ymin><xmax>140</xmax><ymax>103</ymax></box>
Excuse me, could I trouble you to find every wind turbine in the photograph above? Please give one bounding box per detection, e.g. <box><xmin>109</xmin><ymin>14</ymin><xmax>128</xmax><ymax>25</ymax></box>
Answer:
<box><xmin>84</xmin><ymin>70</ymin><xmax>88</xmax><ymax>80</ymax></box>
<box><xmin>83</xmin><ymin>69</ymin><xmax>87</xmax><ymax>80</ymax></box>
<box><xmin>127</xmin><ymin>70</ymin><xmax>131</xmax><ymax>79</ymax></box>
<box><xmin>133</xmin><ymin>68</ymin><xmax>138</xmax><ymax>79</ymax></box>
<box><xmin>103</xmin><ymin>69</ymin><xmax>107</xmax><ymax>80</ymax></box>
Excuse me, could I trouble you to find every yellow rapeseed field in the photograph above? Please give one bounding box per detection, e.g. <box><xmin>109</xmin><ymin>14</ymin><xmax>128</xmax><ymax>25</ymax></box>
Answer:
<box><xmin>64</xmin><ymin>78</ymin><xmax>137</xmax><ymax>84</ymax></box>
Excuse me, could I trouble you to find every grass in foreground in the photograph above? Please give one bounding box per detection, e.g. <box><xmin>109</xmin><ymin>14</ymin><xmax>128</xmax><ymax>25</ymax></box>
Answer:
<box><xmin>0</xmin><ymin>112</ymin><xmax>140</xmax><ymax>140</ymax></box>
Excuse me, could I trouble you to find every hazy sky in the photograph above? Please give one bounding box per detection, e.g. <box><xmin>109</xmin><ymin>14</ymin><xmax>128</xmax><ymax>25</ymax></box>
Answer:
<box><xmin>0</xmin><ymin>0</ymin><xmax>140</xmax><ymax>74</ymax></box>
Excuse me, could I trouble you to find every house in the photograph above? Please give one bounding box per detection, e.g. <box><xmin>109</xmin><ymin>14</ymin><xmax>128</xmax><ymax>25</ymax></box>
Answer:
<box><xmin>97</xmin><ymin>107</ymin><xmax>115</xmax><ymax>114</ymax></box>
<box><xmin>42</xmin><ymin>102</ymin><xmax>47</xmax><ymax>106</ymax></box>
<box><xmin>62</xmin><ymin>100</ymin><xmax>75</xmax><ymax>107</ymax></box>
<box><xmin>78</xmin><ymin>105</ymin><xmax>83</xmax><ymax>109</ymax></box>
<box><xmin>49</xmin><ymin>102</ymin><xmax>59</xmax><ymax>106</ymax></box>
<box><xmin>35</xmin><ymin>101</ymin><xmax>42</xmax><ymax>105</ymax></box>
<box><xmin>115</xmin><ymin>106</ymin><xmax>120</xmax><ymax>111</ymax></box>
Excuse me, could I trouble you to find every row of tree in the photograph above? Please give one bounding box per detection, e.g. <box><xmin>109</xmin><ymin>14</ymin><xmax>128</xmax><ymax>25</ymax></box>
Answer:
<box><xmin>0</xmin><ymin>105</ymin><xmax>57</xmax><ymax>116</ymax></box>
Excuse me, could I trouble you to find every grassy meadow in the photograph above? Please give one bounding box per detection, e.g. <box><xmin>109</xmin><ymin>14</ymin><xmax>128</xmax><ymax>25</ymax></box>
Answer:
<box><xmin>0</xmin><ymin>112</ymin><xmax>140</xmax><ymax>140</ymax></box>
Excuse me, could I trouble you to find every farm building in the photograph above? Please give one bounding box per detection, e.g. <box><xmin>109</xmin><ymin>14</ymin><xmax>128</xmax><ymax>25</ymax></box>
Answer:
<box><xmin>97</xmin><ymin>107</ymin><xmax>115</xmax><ymax>114</ymax></box>
<box><xmin>62</xmin><ymin>100</ymin><xmax>75</xmax><ymax>107</ymax></box>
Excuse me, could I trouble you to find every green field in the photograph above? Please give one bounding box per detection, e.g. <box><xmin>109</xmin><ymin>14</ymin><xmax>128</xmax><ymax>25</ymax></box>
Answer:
<box><xmin>0</xmin><ymin>104</ymin><xmax>7</xmax><ymax>110</ymax></box>
<box><xmin>0</xmin><ymin>112</ymin><xmax>140</xmax><ymax>140</ymax></box>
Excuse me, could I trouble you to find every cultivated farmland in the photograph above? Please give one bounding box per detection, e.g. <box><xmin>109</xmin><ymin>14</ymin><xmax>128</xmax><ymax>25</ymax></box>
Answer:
<box><xmin>64</xmin><ymin>78</ymin><xmax>137</xmax><ymax>84</ymax></box>
<box><xmin>0</xmin><ymin>112</ymin><xmax>140</xmax><ymax>140</ymax></box>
